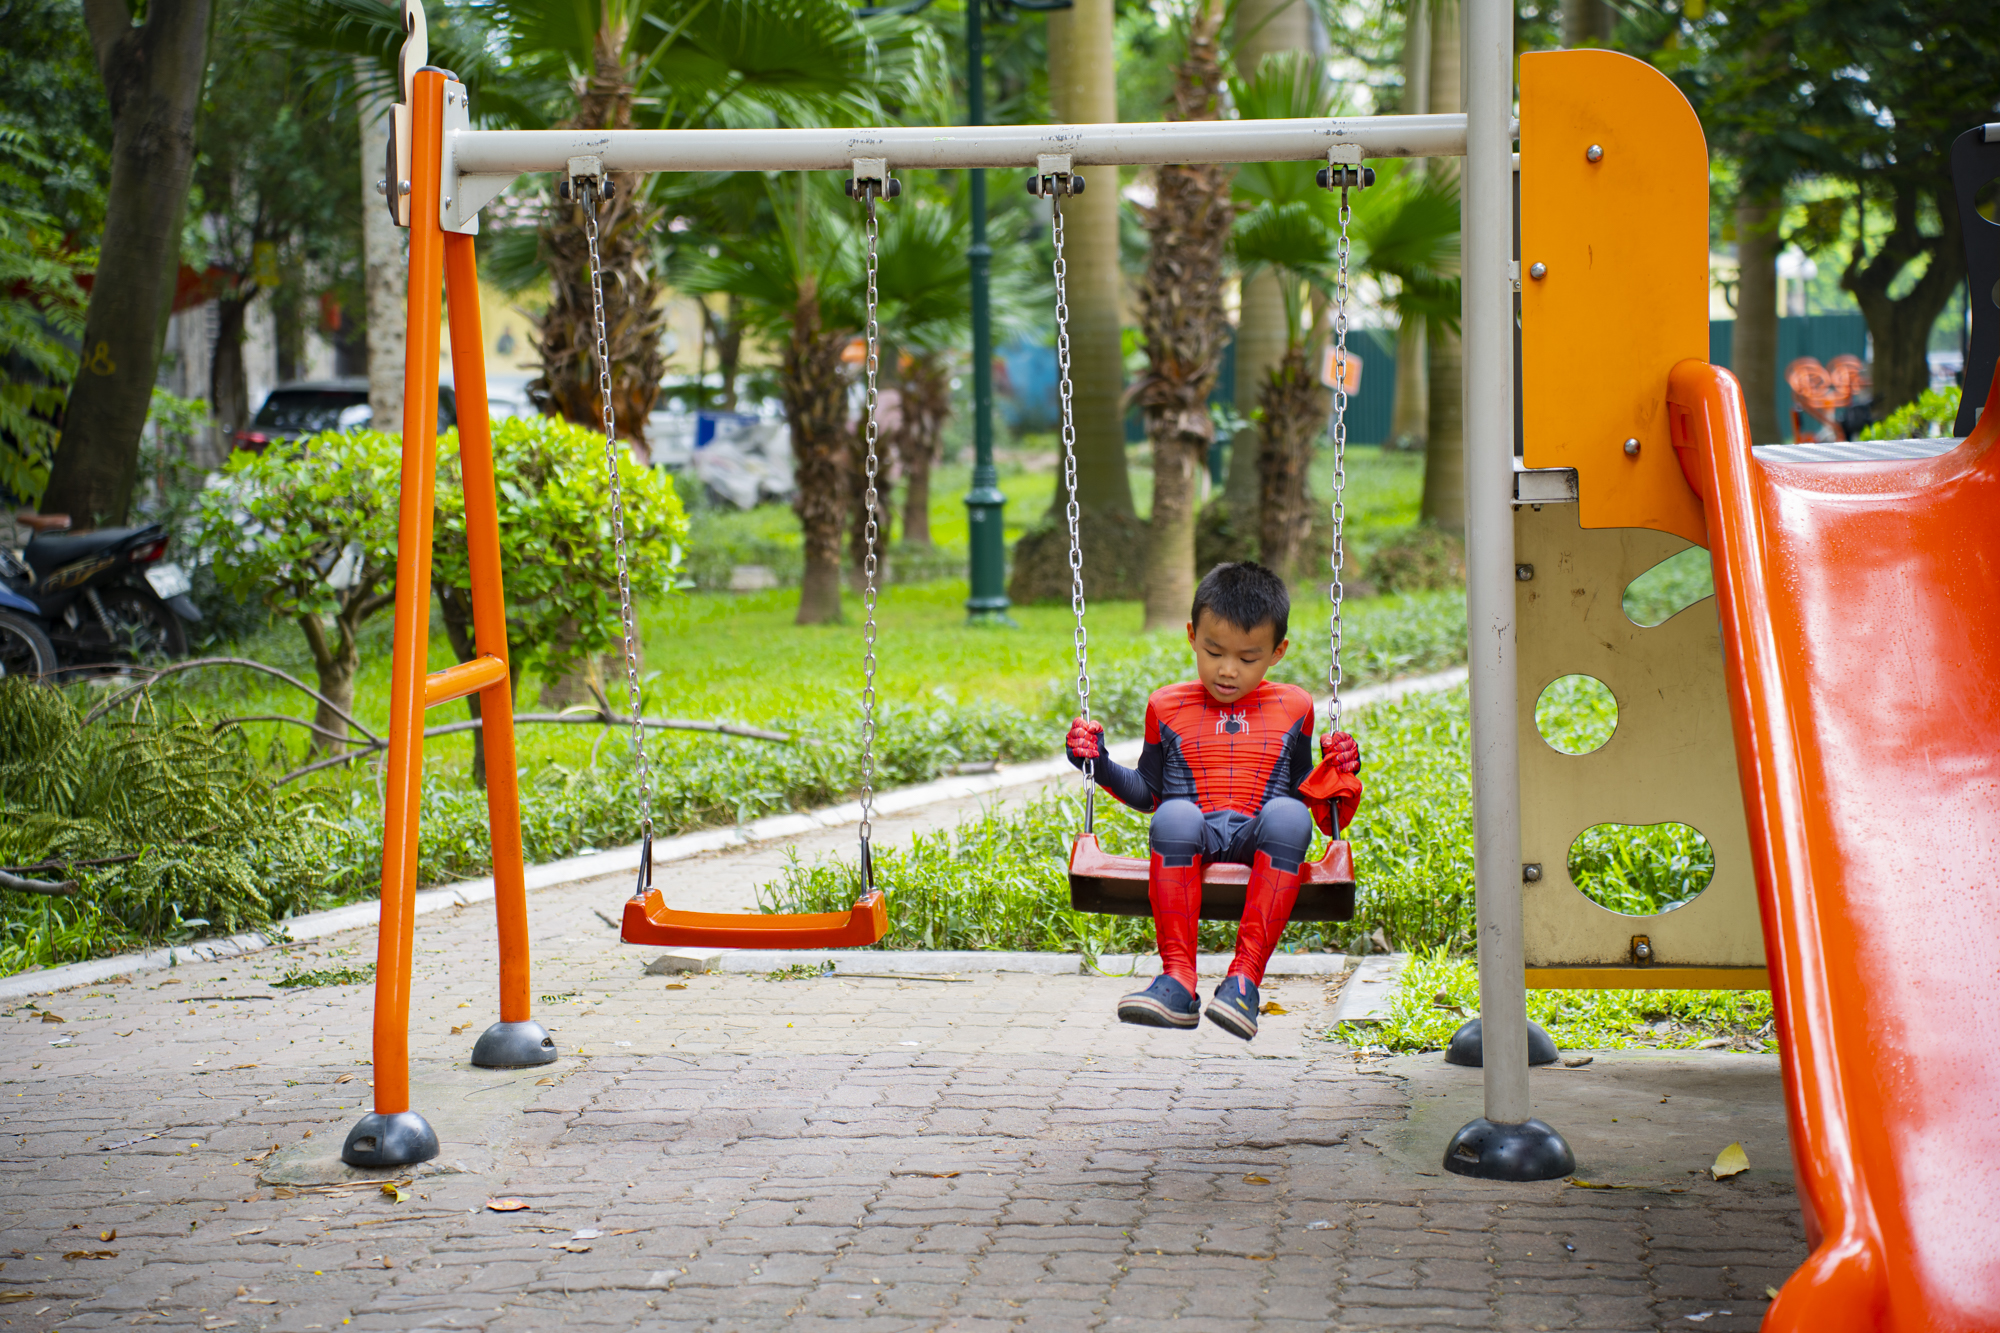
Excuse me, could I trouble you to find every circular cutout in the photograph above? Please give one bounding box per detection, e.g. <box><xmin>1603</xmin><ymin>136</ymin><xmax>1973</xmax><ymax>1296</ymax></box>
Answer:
<box><xmin>1535</xmin><ymin>675</ymin><xmax>1616</xmax><ymax>755</ymax></box>
<box><xmin>1567</xmin><ymin>821</ymin><xmax>1716</xmax><ymax>916</ymax></box>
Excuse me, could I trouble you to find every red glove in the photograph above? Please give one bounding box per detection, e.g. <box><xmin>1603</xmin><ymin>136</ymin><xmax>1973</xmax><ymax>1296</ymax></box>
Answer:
<box><xmin>1065</xmin><ymin>716</ymin><xmax>1104</xmax><ymax>762</ymax></box>
<box><xmin>1320</xmin><ymin>730</ymin><xmax>1361</xmax><ymax>774</ymax></box>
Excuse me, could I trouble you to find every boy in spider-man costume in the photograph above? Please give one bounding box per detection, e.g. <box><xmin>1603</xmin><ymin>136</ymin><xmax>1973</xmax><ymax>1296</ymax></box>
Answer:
<box><xmin>1066</xmin><ymin>562</ymin><xmax>1363</xmax><ymax>1039</ymax></box>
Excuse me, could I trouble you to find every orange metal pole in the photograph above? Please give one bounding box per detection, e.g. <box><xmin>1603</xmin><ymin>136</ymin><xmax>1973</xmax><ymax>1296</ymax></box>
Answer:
<box><xmin>370</xmin><ymin>68</ymin><xmax>448</xmax><ymax>1121</ymax></box>
<box><xmin>441</xmin><ymin>231</ymin><xmax>534</xmax><ymax>1027</ymax></box>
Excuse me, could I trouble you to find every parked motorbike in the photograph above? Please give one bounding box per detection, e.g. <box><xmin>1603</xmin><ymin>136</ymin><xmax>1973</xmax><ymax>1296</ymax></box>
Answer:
<box><xmin>1</xmin><ymin>513</ymin><xmax>201</xmax><ymax>675</ymax></box>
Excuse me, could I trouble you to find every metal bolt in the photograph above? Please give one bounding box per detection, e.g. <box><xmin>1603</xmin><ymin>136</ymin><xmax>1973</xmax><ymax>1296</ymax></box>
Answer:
<box><xmin>398</xmin><ymin>180</ymin><xmax>411</xmax><ymax>197</ymax></box>
<box><xmin>1515</xmin><ymin>563</ymin><xmax>1534</xmax><ymax>582</ymax></box>
<box><xmin>1528</xmin><ymin>262</ymin><xmax>1547</xmax><ymax>280</ymax></box>
<box><xmin>375</xmin><ymin>178</ymin><xmax>388</xmax><ymax>197</ymax></box>
<box><xmin>1623</xmin><ymin>437</ymin><xmax>1641</xmax><ymax>458</ymax></box>
<box><xmin>1586</xmin><ymin>144</ymin><xmax>1604</xmax><ymax>163</ymax></box>
<box><xmin>1523</xmin><ymin>863</ymin><xmax>1543</xmax><ymax>883</ymax></box>
<box><xmin>1632</xmin><ymin>935</ymin><xmax>1654</xmax><ymax>965</ymax></box>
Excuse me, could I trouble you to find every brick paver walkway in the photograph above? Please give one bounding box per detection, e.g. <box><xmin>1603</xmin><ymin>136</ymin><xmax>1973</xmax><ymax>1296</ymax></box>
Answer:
<box><xmin>3</xmin><ymin>808</ymin><xmax>1807</xmax><ymax>1332</ymax></box>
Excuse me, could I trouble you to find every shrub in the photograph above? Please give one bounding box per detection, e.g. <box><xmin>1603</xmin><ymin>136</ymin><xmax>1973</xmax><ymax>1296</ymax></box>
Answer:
<box><xmin>1859</xmin><ymin>386</ymin><xmax>1960</xmax><ymax>442</ymax></box>
<box><xmin>1362</xmin><ymin>523</ymin><xmax>1465</xmax><ymax>594</ymax></box>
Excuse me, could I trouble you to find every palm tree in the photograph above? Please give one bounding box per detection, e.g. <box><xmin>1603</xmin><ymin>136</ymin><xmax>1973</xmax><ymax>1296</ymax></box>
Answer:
<box><xmin>1233</xmin><ymin>147</ymin><xmax>1459</xmax><ymax>575</ymax></box>
<box><xmin>1133</xmin><ymin>0</ymin><xmax>1235</xmax><ymax>630</ymax></box>
<box><xmin>270</xmin><ymin>0</ymin><xmax>875</xmax><ymax>451</ymax></box>
<box><xmin>873</xmin><ymin>195</ymin><xmax>974</xmax><ymax>549</ymax></box>
<box><xmin>682</xmin><ymin>172</ymin><xmax>865</xmax><ymax>624</ymax></box>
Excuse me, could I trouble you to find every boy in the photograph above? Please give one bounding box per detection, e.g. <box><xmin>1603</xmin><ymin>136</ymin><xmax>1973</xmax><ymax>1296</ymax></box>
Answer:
<box><xmin>1065</xmin><ymin>562</ymin><xmax>1363</xmax><ymax>1039</ymax></box>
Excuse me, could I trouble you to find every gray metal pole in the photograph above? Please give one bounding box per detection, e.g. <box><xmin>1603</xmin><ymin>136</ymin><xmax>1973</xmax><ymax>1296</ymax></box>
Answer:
<box><xmin>1441</xmin><ymin>0</ymin><xmax>1574</xmax><ymax>1182</ymax></box>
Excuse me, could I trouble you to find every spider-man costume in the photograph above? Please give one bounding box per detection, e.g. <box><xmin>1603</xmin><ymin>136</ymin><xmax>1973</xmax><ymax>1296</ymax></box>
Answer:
<box><xmin>1067</xmin><ymin>680</ymin><xmax>1363</xmax><ymax>994</ymax></box>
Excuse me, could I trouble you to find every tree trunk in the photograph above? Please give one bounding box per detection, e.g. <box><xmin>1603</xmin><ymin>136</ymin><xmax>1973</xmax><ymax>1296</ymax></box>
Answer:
<box><xmin>1390</xmin><ymin>316</ymin><xmax>1428</xmax><ymax>450</ymax></box>
<box><xmin>358</xmin><ymin>76</ymin><xmax>405</xmax><ymax>431</ymax></box>
<box><xmin>210</xmin><ymin>290</ymin><xmax>254</xmax><ymax>437</ymax></box>
<box><xmin>1224</xmin><ymin>0</ymin><xmax>1315</xmax><ymax>529</ymax></box>
<box><xmin>298</xmin><ymin>609</ymin><xmax>361</xmax><ymax>755</ymax></box>
<box><xmin>1561</xmin><ymin>0</ymin><xmax>1615</xmax><ymax>47</ymax></box>
<box><xmin>1257</xmin><ymin>349</ymin><xmax>1323</xmax><ymax>574</ymax></box>
<box><xmin>1844</xmin><ymin>181</ymin><xmax>1964</xmax><ymax>419</ymax></box>
<box><xmin>788</xmin><ymin>289</ymin><xmax>851</xmax><ymax>625</ymax></box>
<box><xmin>1136</xmin><ymin>0</ymin><xmax>1233</xmax><ymax>628</ymax></box>
<box><xmin>1417</xmin><ymin>0</ymin><xmax>1464</xmax><ymax>532</ymax></box>
<box><xmin>528</xmin><ymin>25</ymin><xmax>668</xmax><ymax>455</ymax></box>
<box><xmin>43</xmin><ymin>0</ymin><xmax>212</xmax><ymax>527</ymax></box>
<box><xmin>1733</xmin><ymin>192</ymin><xmax>1782</xmax><ymax>443</ymax></box>
<box><xmin>895</xmin><ymin>352</ymin><xmax>951</xmax><ymax>547</ymax></box>
<box><xmin>1421</xmin><ymin>319</ymin><xmax>1465</xmax><ymax>531</ymax></box>
<box><xmin>1046</xmin><ymin>0</ymin><xmax>1135</xmax><ymax>522</ymax></box>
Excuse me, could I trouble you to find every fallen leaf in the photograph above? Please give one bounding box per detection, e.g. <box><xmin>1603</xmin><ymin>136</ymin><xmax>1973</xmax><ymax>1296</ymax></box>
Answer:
<box><xmin>663</xmin><ymin>983</ymin><xmax>687</xmax><ymax>991</ymax></box>
<box><xmin>536</xmin><ymin>1077</ymin><xmax>555</xmax><ymax>1085</ymax></box>
<box><xmin>1243</xmin><ymin>1175</ymin><xmax>1271</xmax><ymax>1185</ymax></box>
<box><xmin>238</xmin><ymin>1297</ymin><xmax>278</xmax><ymax>1305</ymax></box>
<box><xmin>1563</xmin><ymin>1055</ymin><xmax>1595</xmax><ymax>1068</ymax></box>
<box><xmin>1694</xmin><ymin>1037</ymin><xmax>1730</xmax><ymax>1050</ymax></box>
<box><xmin>1766</xmin><ymin>1286</ymin><xmax>1781</xmax><ymax>1300</ymax></box>
<box><xmin>0</xmin><ymin>1292</ymin><xmax>30</xmax><ymax>1303</ymax></box>
<box><xmin>486</xmin><ymin>1198</ymin><xmax>530</xmax><ymax>1212</ymax></box>
<box><xmin>381</xmin><ymin>1183</ymin><xmax>409</xmax><ymax>1203</ymax></box>
<box><xmin>1712</xmin><ymin>1142</ymin><xmax>1750</xmax><ymax>1180</ymax></box>
<box><xmin>272</xmin><ymin>1188</ymin><xmax>298</xmax><ymax>1199</ymax></box>
<box><xmin>550</xmin><ymin>1242</ymin><xmax>592</xmax><ymax>1253</ymax></box>
<box><xmin>333</xmin><ymin>1073</ymin><xmax>356</xmax><ymax>1085</ymax></box>
<box><xmin>63</xmin><ymin>1250</ymin><xmax>117</xmax><ymax>1260</ymax></box>
<box><xmin>301</xmin><ymin>1129</ymin><xmax>313</xmax><ymax>1139</ymax></box>
<box><xmin>1259</xmin><ymin>1002</ymin><xmax>1288</xmax><ymax>1016</ymax></box>
<box><xmin>100</xmin><ymin>1229</ymin><xmax>116</xmax><ymax>1242</ymax></box>
<box><xmin>450</xmin><ymin>1023</ymin><xmax>470</xmax><ymax>1035</ymax></box>
<box><xmin>40</xmin><ymin>1012</ymin><xmax>64</xmax><ymax>1024</ymax></box>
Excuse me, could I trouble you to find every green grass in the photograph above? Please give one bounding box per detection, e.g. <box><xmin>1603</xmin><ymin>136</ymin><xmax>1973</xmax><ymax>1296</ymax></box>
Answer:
<box><xmin>272</xmin><ymin>963</ymin><xmax>376</xmax><ymax>988</ymax></box>
<box><xmin>1338</xmin><ymin>949</ymin><xmax>1776</xmax><ymax>1054</ymax></box>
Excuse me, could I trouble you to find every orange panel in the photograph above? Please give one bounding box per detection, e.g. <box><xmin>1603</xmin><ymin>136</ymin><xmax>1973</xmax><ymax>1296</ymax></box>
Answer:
<box><xmin>1670</xmin><ymin>359</ymin><xmax>2000</xmax><ymax>1331</ymax></box>
<box><xmin>1520</xmin><ymin>49</ymin><xmax>1710</xmax><ymax>545</ymax></box>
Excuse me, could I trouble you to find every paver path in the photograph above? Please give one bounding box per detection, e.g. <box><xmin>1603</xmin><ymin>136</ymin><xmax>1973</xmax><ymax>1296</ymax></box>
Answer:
<box><xmin>3</xmin><ymin>794</ymin><xmax>1806</xmax><ymax>1332</ymax></box>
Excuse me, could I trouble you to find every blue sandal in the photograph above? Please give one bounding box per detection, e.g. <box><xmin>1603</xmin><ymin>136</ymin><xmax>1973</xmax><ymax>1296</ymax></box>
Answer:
<box><xmin>1117</xmin><ymin>975</ymin><xmax>1200</xmax><ymax>1029</ymax></box>
<box><xmin>1205</xmin><ymin>975</ymin><xmax>1260</xmax><ymax>1040</ymax></box>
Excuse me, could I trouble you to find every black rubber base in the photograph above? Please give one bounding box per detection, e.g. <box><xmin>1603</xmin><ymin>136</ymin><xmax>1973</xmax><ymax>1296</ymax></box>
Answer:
<box><xmin>470</xmin><ymin>1019</ymin><xmax>558</xmax><ymax>1069</ymax></box>
<box><xmin>340</xmin><ymin>1110</ymin><xmax>439</xmax><ymax>1168</ymax></box>
<box><xmin>1444</xmin><ymin>1017</ymin><xmax>1561</xmax><ymax>1068</ymax></box>
<box><xmin>1443</xmin><ymin>1116</ymin><xmax>1576</xmax><ymax>1181</ymax></box>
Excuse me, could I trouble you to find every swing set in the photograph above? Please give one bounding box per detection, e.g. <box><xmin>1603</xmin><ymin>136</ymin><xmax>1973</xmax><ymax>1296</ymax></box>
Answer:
<box><xmin>353</xmin><ymin>0</ymin><xmax>1507</xmax><ymax>1184</ymax></box>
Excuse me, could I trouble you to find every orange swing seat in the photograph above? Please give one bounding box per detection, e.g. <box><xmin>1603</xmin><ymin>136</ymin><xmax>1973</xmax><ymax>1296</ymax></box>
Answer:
<box><xmin>1066</xmin><ymin>833</ymin><xmax>1356</xmax><ymax>922</ymax></box>
<box><xmin>620</xmin><ymin>887</ymin><xmax>888</xmax><ymax>949</ymax></box>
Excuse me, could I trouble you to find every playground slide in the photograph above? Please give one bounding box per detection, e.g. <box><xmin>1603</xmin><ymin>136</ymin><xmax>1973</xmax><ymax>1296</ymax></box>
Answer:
<box><xmin>1666</xmin><ymin>361</ymin><xmax>2000</xmax><ymax>1333</ymax></box>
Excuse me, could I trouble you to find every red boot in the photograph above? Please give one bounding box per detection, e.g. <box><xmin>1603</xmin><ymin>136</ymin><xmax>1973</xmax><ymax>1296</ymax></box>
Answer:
<box><xmin>1228</xmin><ymin>850</ymin><xmax>1302</xmax><ymax>987</ymax></box>
<box><xmin>1148</xmin><ymin>852</ymin><xmax>1203</xmax><ymax>996</ymax></box>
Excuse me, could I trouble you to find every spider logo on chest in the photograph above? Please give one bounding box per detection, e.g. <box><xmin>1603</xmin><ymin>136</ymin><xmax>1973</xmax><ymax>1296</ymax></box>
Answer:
<box><xmin>1215</xmin><ymin>710</ymin><xmax>1249</xmax><ymax>736</ymax></box>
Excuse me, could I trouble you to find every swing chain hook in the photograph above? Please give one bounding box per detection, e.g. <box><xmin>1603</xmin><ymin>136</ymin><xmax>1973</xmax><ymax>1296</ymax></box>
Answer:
<box><xmin>854</xmin><ymin>163</ymin><xmax>889</xmax><ymax>892</ymax></box>
<box><xmin>579</xmin><ymin>171</ymin><xmax>655</xmax><ymax>884</ymax></box>
<box><xmin>1047</xmin><ymin>168</ymin><xmax>1094</xmax><ymax>834</ymax></box>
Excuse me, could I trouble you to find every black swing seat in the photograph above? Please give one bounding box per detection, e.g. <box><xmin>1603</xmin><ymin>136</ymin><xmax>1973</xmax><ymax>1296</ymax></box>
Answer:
<box><xmin>1067</xmin><ymin>833</ymin><xmax>1356</xmax><ymax>922</ymax></box>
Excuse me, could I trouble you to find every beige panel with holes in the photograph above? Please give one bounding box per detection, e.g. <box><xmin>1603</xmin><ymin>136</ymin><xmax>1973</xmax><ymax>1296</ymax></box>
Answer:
<box><xmin>1515</xmin><ymin>502</ymin><xmax>1766</xmax><ymax>982</ymax></box>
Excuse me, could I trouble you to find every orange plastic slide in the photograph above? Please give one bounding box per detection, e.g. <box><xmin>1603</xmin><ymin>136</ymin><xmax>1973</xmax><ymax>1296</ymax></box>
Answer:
<box><xmin>1666</xmin><ymin>360</ymin><xmax>2000</xmax><ymax>1332</ymax></box>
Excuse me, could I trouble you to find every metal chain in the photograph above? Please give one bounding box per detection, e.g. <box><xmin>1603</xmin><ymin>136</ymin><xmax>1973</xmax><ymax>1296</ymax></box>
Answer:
<box><xmin>582</xmin><ymin>180</ymin><xmax>655</xmax><ymax>875</ymax></box>
<box><xmin>857</xmin><ymin>182</ymin><xmax>883</xmax><ymax>884</ymax></box>
<box><xmin>1049</xmin><ymin>177</ymin><xmax>1095</xmax><ymax>833</ymax></box>
<box><xmin>1327</xmin><ymin>180</ymin><xmax>1352</xmax><ymax>735</ymax></box>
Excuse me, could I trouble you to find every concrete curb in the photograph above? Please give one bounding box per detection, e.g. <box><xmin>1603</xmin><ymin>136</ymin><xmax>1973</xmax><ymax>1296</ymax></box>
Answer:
<box><xmin>0</xmin><ymin>667</ymin><xmax>1466</xmax><ymax>1002</ymax></box>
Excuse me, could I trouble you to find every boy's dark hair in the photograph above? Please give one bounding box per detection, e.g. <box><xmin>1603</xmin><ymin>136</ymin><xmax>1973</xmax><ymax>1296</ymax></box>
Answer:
<box><xmin>1191</xmin><ymin>562</ymin><xmax>1290</xmax><ymax>644</ymax></box>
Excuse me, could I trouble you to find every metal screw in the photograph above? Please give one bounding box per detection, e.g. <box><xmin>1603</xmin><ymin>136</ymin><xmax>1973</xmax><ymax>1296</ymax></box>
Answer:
<box><xmin>1586</xmin><ymin>144</ymin><xmax>1604</xmax><ymax>163</ymax></box>
<box><xmin>398</xmin><ymin>180</ymin><xmax>411</xmax><ymax>197</ymax></box>
<box><xmin>1523</xmin><ymin>863</ymin><xmax>1543</xmax><ymax>883</ymax></box>
<box><xmin>375</xmin><ymin>178</ymin><xmax>388</xmax><ymax>197</ymax></box>
<box><xmin>1528</xmin><ymin>262</ymin><xmax>1547</xmax><ymax>280</ymax></box>
<box><xmin>1515</xmin><ymin>563</ymin><xmax>1534</xmax><ymax>582</ymax></box>
<box><xmin>1632</xmin><ymin>935</ymin><xmax>1654</xmax><ymax>964</ymax></box>
<box><xmin>1623</xmin><ymin>437</ymin><xmax>1641</xmax><ymax>458</ymax></box>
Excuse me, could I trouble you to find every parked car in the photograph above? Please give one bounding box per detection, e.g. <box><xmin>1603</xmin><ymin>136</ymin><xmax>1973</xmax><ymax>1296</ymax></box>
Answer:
<box><xmin>233</xmin><ymin>380</ymin><xmax>458</xmax><ymax>451</ymax></box>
